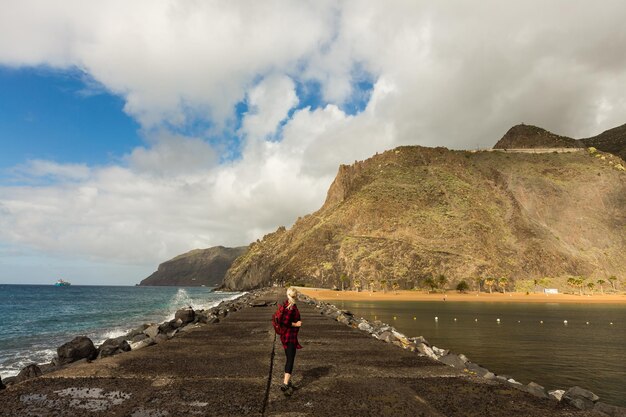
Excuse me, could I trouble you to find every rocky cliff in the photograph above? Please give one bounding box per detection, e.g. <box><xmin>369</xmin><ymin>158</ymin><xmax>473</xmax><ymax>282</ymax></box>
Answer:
<box><xmin>140</xmin><ymin>246</ymin><xmax>247</xmax><ymax>287</ymax></box>
<box><xmin>494</xmin><ymin>123</ymin><xmax>626</xmax><ymax>161</ymax></box>
<box><xmin>223</xmin><ymin>139</ymin><xmax>626</xmax><ymax>291</ymax></box>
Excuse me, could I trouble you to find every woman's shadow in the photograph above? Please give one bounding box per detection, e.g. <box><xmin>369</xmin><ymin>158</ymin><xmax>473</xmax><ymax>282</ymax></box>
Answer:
<box><xmin>296</xmin><ymin>366</ymin><xmax>332</xmax><ymax>389</ymax></box>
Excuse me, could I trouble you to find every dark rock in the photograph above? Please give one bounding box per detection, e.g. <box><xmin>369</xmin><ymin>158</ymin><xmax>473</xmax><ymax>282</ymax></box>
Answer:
<box><xmin>208</xmin><ymin>317</ymin><xmax>220</xmax><ymax>324</ymax></box>
<box><xmin>16</xmin><ymin>364</ymin><xmax>43</xmax><ymax>383</ymax></box>
<box><xmin>3</xmin><ymin>376</ymin><xmax>16</xmax><ymax>386</ymax></box>
<box><xmin>38</xmin><ymin>363</ymin><xmax>57</xmax><ymax>374</ymax></box>
<box><xmin>336</xmin><ymin>313</ymin><xmax>351</xmax><ymax>325</ymax></box>
<box><xmin>159</xmin><ymin>321</ymin><xmax>177</xmax><ymax>334</ymax></box>
<box><xmin>0</xmin><ymin>375</ymin><xmax>5</xmax><ymax>389</ymax></box>
<box><xmin>170</xmin><ymin>318</ymin><xmax>183</xmax><ymax>329</ymax></box>
<box><xmin>466</xmin><ymin>363</ymin><xmax>492</xmax><ymax>378</ymax></box>
<box><xmin>175</xmin><ymin>307</ymin><xmax>195</xmax><ymax>324</ymax></box>
<box><xmin>131</xmin><ymin>333</ymin><xmax>149</xmax><ymax>343</ymax></box>
<box><xmin>126</xmin><ymin>324</ymin><xmax>150</xmax><ymax>338</ymax></box>
<box><xmin>563</xmin><ymin>386</ymin><xmax>599</xmax><ymax>410</ymax></box>
<box><xmin>340</xmin><ymin>310</ymin><xmax>353</xmax><ymax>316</ymax></box>
<box><xmin>524</xmin><ymin>382</ymin><xmax>549</xmax><ymax>399</ymax></box>
<box><xmin>250</xmin><ymin>300</ymin><xmax>267</xmax><ymax>307</ymax></box>
<box><xmin>438</xmin><ymin>354</ymin><xmax>467</xmax><ymax>369</ymax></box>
<box><xmin>98</xmin><ymin>338</ymin><xmax>131</xmax><ymax>358</ymax></box>
<box><xmin>594</xmin><ymin>402</ymin><xmax>626</xmax><ymax>417</ymax></box>
<box><xmin>57</xmin><ymin>336</ymin><xmax>97</xmax><ymax>365</ymax></box>
<box><xmin>154</xmin><ymin>334</ymin><xmax>169</xmax><ymax>344</ymax></box>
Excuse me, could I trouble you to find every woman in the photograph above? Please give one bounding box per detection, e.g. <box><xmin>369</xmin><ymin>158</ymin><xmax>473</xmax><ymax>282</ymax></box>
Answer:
<box><xmin>279</xmin><ymin>287</ymin><xmax>302</xmax><ymax>394</ymax></box>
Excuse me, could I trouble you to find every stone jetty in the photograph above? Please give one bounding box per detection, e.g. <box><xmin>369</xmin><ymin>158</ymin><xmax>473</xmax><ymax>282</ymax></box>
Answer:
<box><xmin>0</xmin><ymin>289</ymin><xmax>621</xmax><ymax>416</ymax></box>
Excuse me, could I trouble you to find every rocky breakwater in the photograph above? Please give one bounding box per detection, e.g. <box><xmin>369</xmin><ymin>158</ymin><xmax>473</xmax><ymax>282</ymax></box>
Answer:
<box><xmin>298</xmin><ymin>292</ymin><xmax>626</xmax><ymax>417</ymax></box>
<box><xmin>0</xmin><ymin>290</ymin><xmax>271</xmax><ymax>390</ymax></box>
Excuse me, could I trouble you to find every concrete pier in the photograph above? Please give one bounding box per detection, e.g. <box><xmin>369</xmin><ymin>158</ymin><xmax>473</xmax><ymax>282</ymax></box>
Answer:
<box><xmin>0</xmin><ymin>289</ymin><xmax>595</xmax><ymax>416</ymax></box>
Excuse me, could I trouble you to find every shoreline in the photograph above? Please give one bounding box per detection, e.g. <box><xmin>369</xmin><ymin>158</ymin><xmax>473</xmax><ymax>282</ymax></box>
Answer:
<box><xmin>298</xmin><ymin>288</ymin><xmax>626</xmax><ymax>304</ymax></box>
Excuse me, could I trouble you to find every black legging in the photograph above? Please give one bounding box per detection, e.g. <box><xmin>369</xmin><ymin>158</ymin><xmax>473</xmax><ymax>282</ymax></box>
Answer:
<box><xmin>284</xmin><ymin>342</ymin><xmax>297</xmax><ymax>374</ymax></box>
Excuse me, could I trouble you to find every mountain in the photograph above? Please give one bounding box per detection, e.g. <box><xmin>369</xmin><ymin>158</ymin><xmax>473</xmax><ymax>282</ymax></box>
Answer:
<box><xmin>493</xmin><ymin>124</ymin><xmax>582</xmax><ymax>149</ymax></box>
<box><xmin>494</xmin><ymin>123</ymin><xmax>626</xmax><ymax>161</ymax></box>
<box><xmin>222</xmin><ymin>142</ymin><xmax>626</xmax><ymax>291</ymax></box>
<box><xmin>580</xmin><ymin>123</ymin><xmax>626</xmax><ymax>161</ymax></box>
<box><xmin>139</xmin><ymin>246</ymin><xmax>247</xmax><ymax>287</ymax></box>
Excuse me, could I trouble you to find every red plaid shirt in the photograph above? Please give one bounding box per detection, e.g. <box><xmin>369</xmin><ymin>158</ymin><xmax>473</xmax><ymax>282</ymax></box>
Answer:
<box><xmin>279</xmin><ymin>300</ymin><xmax>302</xmax><ymax>349</ymax></box>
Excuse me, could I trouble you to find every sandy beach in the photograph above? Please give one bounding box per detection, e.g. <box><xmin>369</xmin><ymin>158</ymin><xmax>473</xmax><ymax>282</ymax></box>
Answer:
<box><xmin>298</xmin><ymin>288</ymin><xmax>626</xmax><ymax>304</ymax></box>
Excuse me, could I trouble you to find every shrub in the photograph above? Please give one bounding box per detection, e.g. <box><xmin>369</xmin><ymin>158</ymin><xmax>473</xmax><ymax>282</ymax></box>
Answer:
<box><xmin>456</xmin><ymin>280</ymin><xmax>470</xmax><ymax>293</ymax></box>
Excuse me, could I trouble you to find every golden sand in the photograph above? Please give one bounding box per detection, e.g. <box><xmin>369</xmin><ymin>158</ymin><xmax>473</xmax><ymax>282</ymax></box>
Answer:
<box><xmin>298</xmin><ymin>288</ymin><xmax>626</xmax><ymax>304</ymax></box>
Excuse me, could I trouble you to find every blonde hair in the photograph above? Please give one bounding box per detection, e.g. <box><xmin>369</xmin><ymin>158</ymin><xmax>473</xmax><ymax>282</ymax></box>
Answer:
<box><xmin>287</xmin><ymin>287</ymin><xmax>298</xmax><ymax>307</ymax></box>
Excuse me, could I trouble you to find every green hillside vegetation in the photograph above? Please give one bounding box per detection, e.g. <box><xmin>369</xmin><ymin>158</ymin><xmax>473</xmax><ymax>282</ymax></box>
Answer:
<box><xmin>223</xmin><ymin>144</ymin><xmax>626</xmax><ymax>291</ymax></box>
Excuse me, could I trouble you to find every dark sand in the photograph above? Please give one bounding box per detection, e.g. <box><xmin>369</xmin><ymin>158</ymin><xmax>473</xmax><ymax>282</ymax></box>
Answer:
<box><xmin>0</xmin><ymin>289</ymin><xmax>596</xmax><ymax>416</ymax></box>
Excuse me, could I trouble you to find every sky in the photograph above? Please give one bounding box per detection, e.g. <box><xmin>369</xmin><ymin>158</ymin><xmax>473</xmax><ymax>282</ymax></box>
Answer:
<box><xmin>1</xmin><ymin>1</ymin><xmax>626</xmax><ymax>285</ymax></box>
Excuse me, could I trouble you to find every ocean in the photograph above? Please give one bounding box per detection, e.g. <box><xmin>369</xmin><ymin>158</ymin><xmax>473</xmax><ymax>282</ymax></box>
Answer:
<box><xmin>0</xmin><ymin>285</ymin><xmax>242</xmax><ymax>379</ymax></box>
<box><xmin>336</xmin><ymin>299</ymin><xmax>626</xmax><ymax>407</ymax></box>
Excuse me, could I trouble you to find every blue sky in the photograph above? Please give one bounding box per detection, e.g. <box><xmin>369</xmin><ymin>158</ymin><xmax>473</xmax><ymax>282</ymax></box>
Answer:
<box><xmin>0</xmin><ymin>67</ymin><xmax>142</xmax><ymax>170</ymax></box>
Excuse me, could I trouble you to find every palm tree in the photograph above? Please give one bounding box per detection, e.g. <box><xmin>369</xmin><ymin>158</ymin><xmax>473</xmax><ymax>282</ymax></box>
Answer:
<box><xmin>392</xmin><ymin>281</ymin><xmax>400</xmax><ymax>294</ymax></box>
<box><xmin>380</xmin><ymin>279</ymin><xmax>388</xmax><ymax>294</ymax></box>
<box><xmin>424</xmin><ymin>277</ymin><xmax>437</xmax><ymax>292</ymax></box>
<box><xmin>567</xmin><ymin>277</ymin><xmax>577</xmax><ymax>293</ymax></box>
<box><xmin>597</xmin><ymin>279</ymin><xmax>605</xmax><ymax>295</ymax></box>
<box><xmin>608</xmin><ymin>275</ymin><xmax>618</xmax><ymax>291</ymax></box>
<box><xmin>437</xmin><ymin>274</ymin><xmax>448</xmax><ymax>293</ymax></box>
<box><xmin>498</xmin><ymin>277</ymin><xmax>509</xmax><ymax>294</ymax></box>
<box><xmin>574</xmin><ymin>277</ymin><xmax>586</xmax><ymax>296</ymax></box>
<box><xmin>484</xmin><ymin>278</ymin><xmax>495</xmax><ymax>294</ymax></box>
<box><xmin>473</xmin><ymin>277</ymin><xmax>482</xmax><ymax>293</ymax></box>
<box><xmin>339</xmin><ymin>274</ymin><xmax>349</xmax><ymax>291</ymax></box>
<box><xmin>586</xmin><ymin>282</ymin><xmax>595</xmax><ymax>295</ymax></box>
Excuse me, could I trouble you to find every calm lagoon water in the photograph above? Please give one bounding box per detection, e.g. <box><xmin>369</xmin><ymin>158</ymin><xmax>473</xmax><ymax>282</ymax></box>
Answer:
<box><xmin>336</xmin><ymin>299</ymin><xmax>626</xmax><ymax>407</ymax></box>
<box><xmin>0</xmin><ymin>285</ymin><xmax>241</xmax><ymax>379</ymax></box>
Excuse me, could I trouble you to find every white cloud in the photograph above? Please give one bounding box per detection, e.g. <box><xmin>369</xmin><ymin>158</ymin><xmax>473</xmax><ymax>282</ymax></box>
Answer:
<box><xmin>1</xmin><ymin>1</ymin><xmax>626</xmax><ymax>282</ymax></box>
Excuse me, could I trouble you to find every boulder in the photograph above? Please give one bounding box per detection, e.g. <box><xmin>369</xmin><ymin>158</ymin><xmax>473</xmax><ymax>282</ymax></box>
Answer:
<box><xmin>2</xmin><ymin>376</ymin><xmax>16</xmax><ymax>386</ymax></box>
<box><xmin>548</xmin><ymin>389</ymin><xmax>565</xmax><ymax>401</ymax></box>
<box><xmin>159</xmin><ymin>321</ymin><xmax>177</xmax><ymax>334</ymax></box>
<box><xmin>438</xmin><ymin>354</ymin><xmax>467</xmax><ymax>369</ymax></box>
<box><xmin>416</xmin><ymin>343</ymin><xmax>438</xmax><ymax>360</ymax></box>
<box><xmin>409</xmin><ymin>336</ymin><xmax>429</xmax><ymax>345</ymax></box>
<box><xmin>16</xmin><ymin>364</ymin><xmax>43</xmax><ymax>383</ymax></box>
<box><xmin>593</xmin><ymin>402</ymin><xmax>626</xmax><ymax>417</ymax></box>
<box><xmin>377</xmin><ymin>331</ymin><xmax>398</xmax><ymax>344</ymax></box>
<box><xmin>57</xmin><ymin>336</ymin><xmax>97</xmax><ymax>365</ymax></box>
<box><xmin>431</xmin><ymin>346</ymin><xmax>449</xmax><ymax>358</ymax></box>
<box><xmin>170</xmin><ymin>318</ymin><xmax>184</xmax><ymax>329</ymax></box>
<box><xmin>175</xmin><ymin>307</ymin><xmax>195</xmax><ymax>324</ymax></box>
<box><xmin>525</xmin><ymin>382</ymin><xmax>549</xmax><ymax>399</ymax></box>
<box><xmin>154</xmin><ymin>334</ymin><xmax>169</xmax><ymax>344</ymax></box>
<box><xmin>207</xmin><ymin>317</ymin><xmax>220</xmax><ymax>324</ymax></box>
<box><xmin>129</xmin><ymin>338</ymin><xmax>155</xmax><ymax>351</ymax></box>
<box><xmin>144</xmin><ymin>324</ymin><xmax>160</xmax><ymax>339</ymax></box>
<box><xmin>250</xmin><ymin>300</ymin><xmax>267</xmax><ymax>307</ymax></box>
<box><xmin>466</xmin><ymin>363</ymin><xmax>492</xmax><ymax>378</ymax></box>
<box><xmin>563</xmin><ymin>386</ymin><xmax>599</xmax><ymax>410</ymax></box>
<box><xmin>126</xmin><ymin>324</ymin><xmax>149</xmax><ymax>339</ymax></box>
<box><xmin>98</xmin><ymin>338</ymin><xmax>131</xmax><ymax>358</ymax></box>
<box><xmin>357</xmin><ymin>321</ymin><xmax>374</xmax><ymax>333</ymax></box>
<box><xmin>336</xmin><ymin>314</ymin><xmax>351</xmax><ymax>326</ymax></box>
<box><xmin>131</xmin><ymin>333</ymin><xmax>149</xmax><ymax>343</ymax></box>
<box><xmin>0</xmin><ymin>375</ymin><xmax>4</xmax><ymax>390</ymax></box>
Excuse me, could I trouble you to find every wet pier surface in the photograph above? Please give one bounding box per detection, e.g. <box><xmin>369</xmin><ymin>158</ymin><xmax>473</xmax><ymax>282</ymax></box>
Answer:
<box><xmin>0</xmin><ymin>289</ymin><xmax>595</xmax><ymax>416</ymax></box>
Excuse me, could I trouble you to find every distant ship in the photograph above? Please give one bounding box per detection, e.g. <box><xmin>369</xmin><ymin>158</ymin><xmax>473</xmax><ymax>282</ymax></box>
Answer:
<box><xmin>54</xmin><ymin>279</ymin><xmax>71</xmax><ymax>287</ymax></box>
